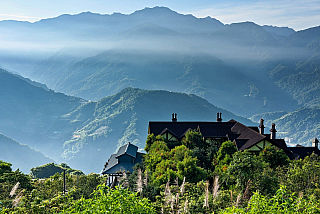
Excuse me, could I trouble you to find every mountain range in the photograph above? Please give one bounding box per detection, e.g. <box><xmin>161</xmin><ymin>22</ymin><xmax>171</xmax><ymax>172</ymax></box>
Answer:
<box><xmin>0</xmin><ymin>7</ymin><xmax>319</xmax><ymax>173</ymax></box>
<box><xmin>0</xmin><ymin>69</ymin><xmax>255</xmax><ymax>173</ymax></box>
<box><xmin>0</xmin><ymin>7</ymin><xmax>306</xmax><ymax>117</ymax></box>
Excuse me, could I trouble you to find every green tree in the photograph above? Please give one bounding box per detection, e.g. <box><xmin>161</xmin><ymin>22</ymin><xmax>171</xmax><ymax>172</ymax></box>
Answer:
<box><xmin>183</xmin><ymin>130</ymin><xmax>204</xmax><ymax>149</ymax></box>
<box><xmin>227</xmin><ymin>150</ymin><xmax>278</xmax><ymax>195</ymax></box>
<box><xmin>278</xmin><ymin>153</ymin><xmax>320</xmax><ymax>194</ymax></box>
<box><xmin>213</xmin><ymin>141</ymin><xmax>237</xmax><ymax>173</ymax></box>
<box><xmin>145</xmin><ymin>134</ymin><xmax>165</xmax><ymax>152</ymax></box>
<box><xmin>0</xmin><ymin>161</ymin><xmax>12</xmax><ymax>175</ymax></box>
<box><xmin>259</xmin><ymin>145</ymin><xmax>290</xmax><ymax>168</ymax></box>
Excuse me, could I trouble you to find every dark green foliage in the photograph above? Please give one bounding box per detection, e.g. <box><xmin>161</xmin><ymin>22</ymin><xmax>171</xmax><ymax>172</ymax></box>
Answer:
<box><xmin>183</xmin><ymin>130</ymin><xmax>204</xmax><ymax>149</ymax></box>
<box><xmin>144</xmin><ymin>141</ymin><xmax>207</xmax><ymax>188</ymax></box>
<box><xmin>183</xmin><ymin>130</ymin><xmax>218</xmax><ymax>170</ymax></box>
<box><xmin>227</xmin><ymin>151</ymin><xmax>267</xmax><ymax>190</ymax></box>
<box><xmin>213</xmin><ymin>141</ymin><xmax>237</xmax><ymax>172</ymax></box>
<box><xmin>259</xmin><ymin>145</ymin><xmax>290</xmax><ymax>168</ymax></box>
<box><xmin>0</xmin><ymin>161</ymin><xmax>32</xmax><ymax>209</ymax></box>
<box><xmin>0</xmin><ymin>161</ymin><xmax>12</xmax><ymax>175</ymax></box>
<box><xmin>145</xmin><ymin>134</ymin><xmax>164</xmax><ymax>152</ymax></box>
<box><xmin>30</xmin><ymin>163</ymin><xmax>84</xmax><ymax>179</ymax></box>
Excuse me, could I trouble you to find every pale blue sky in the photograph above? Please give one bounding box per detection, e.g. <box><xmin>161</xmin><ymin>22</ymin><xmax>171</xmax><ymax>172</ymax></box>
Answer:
<box><xmin>0</xmin><ymin>0</ymin><xmax>319</xmax><ymax>30</ymax></box>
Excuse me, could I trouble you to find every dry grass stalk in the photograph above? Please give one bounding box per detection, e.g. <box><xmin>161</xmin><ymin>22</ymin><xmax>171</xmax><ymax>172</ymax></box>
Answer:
<box><xmin>183</xmin><ymin>198</ymin><xmax>188</xmax><ymax>213</ymax></box>
<box><xmin>175</xmin><ymin>193</ymin><xmax>180</xmax><ymax>212</ymax></box>
<box><xmin>163</xmin><ymin>180</ymin><xmax>175</xmax><ymax>213</ymax></box>
<box><xmin>180</xmin><ymin>177</ymin><xmax>185</xmax><ymax>196</ymax></box>
<box><xmin>235</xmin><ymin>193</ymin><xmax>242</xmax><ymax>207</ymax></box>
<box><xmin>12</xmin><ymin>189</ymin><xmax>24</xmax><ymax>207</ymax></box>
<box><xmin>212</xmin><ymin>176</ymin><xmax>220</xmax><ymax>199</ymax></box>
<box><xmin>243</xmin><ymin>179</ymin><xmax>251</xmax><ymax>201</ymax></box>
<box><xmin>144</xmin><ymin>171</ymin><xmax>148</xmax><ymax>188</ymax></box>
<box><xmin>204</xmin><ymin>180</ymin><xmax>209</xmax><ymax>208</ymax></box>
<box><xmin>164</xmin><ymin>180</ymin><xmax>172</xmax><ymax>206</ymax></box>
<box><xmin>136</xmin><ymin>168</ymin><xmax>143</xmax><ymax>193</ymax></box>
<box><xmin>174</xmin><ymin>177</ymin><xmax>179</xmax><ymax>187</ymax></box>
<box><xmin>9</xmin><ymin>182</ymin><xmax>20</xmax><ymax>198</ymax></box>
<box><xmin>171</xmin><ymin>198</ymin><xmax>174</xmax><ymax>213</ymax></box>
<box><xmin>164</xmin><ymin>180</ymin><xmax>171</xmax><ymax>199</ymax></box>
<box><xmin>121</xmin><ymin>171</ymin><xmax>129</xmax><ymax>188</ymax></box>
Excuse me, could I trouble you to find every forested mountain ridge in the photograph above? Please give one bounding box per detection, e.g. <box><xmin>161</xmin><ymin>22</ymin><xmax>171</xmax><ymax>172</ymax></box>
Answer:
<box><xmin>61</xmin><ymin>87</ymin><xmax>255</xmax><ymax>173</ymax></box>
<box><xmin>250</xmin><ymin>106</ymin><xmax>320</xmax><ymax>146</ymax></box>
<box><xmin>0</xmin><ymin>70</ymin><xmax>254</xmax><ymax>173</ymax></box>
<box><xmin>0</xmin><ymin>69</ymin><xmax>85</xmax><ymax>161</ymax></box>
<box><xmin>0</xmin><ymin>133</ymin><xmax>53</xmax><ymax>173</ymax></box>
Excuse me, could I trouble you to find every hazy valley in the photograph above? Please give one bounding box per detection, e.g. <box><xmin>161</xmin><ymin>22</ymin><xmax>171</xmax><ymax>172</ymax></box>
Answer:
<box><xmin>0</xmin><ymin>7</ymin><xmax>319</xmax><ymax>174</ymax></box>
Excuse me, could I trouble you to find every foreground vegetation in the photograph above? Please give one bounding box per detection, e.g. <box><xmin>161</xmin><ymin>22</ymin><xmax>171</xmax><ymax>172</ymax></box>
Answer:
<box><xmin>2</xmin><ymin>131</ymin><xmax>320</xmax><ymax>213</ymax></box>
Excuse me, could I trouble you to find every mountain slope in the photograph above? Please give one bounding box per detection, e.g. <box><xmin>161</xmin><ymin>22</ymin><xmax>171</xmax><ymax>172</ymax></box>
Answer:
<box><xmin>250</xmin><ymin>107</ymin><xmax>320</xmax><ymax>146</ymax></box>
<box><xmin>0</xmin><ymin>133</ymin><xmax>53</xmax><ymax>173</ymax></box>
<box><xmin>60</xmin><ymin>87</ymin><xmax>255</xmax><ymax>173</ymax></box>
<box><xmin>0</xmin><ymin>68</ymin><xmax>318</xmax><ymax>173</ymax></box>
<box><xmin>0</xmin><ymin>69</ymin><xmax>84</xmax><ymax>159</ymax></box>
<box><xmin>0</xmin><ymin>69</ymin><xmax>255</xmax><ymax>173</ymax></box>
<box><xmin>40</xmin><ymin>22</ymin><xmax>298</xmax><ymax>117</ymax></box>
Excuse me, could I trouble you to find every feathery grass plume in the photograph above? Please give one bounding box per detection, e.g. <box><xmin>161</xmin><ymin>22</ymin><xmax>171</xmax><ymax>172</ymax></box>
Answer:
<box><xmin>171</xmin><ymin>198</ymin><xmax>174</xmax><ymax>213</ymax></box>
<box><xmin>243</xmin><ymin>179</ymin><xmax>251</xmax><ymax>201</ymax></box>
<box><xmin>143</xmin><ymin>171</ymin><xmax>148</xmax><ymax>188</ymax></box>
<box><xmin>180</xmin><ymin>177</ymin><xmax>185</xmax><ymax>196</ymax></box>
<box><xmin>183</xmin><ymin>198</ymin><xmax>188</xmax><ymax>213</ymax></box>
<box><xmin>136</xmin><ymin>168</ymin><xmax>143</xmax><ymax>193</ymax></box>
<box><xmin>235</xmin><ymin>193</ymin><xmax>242</xmax><ymax>207</ymax></box>
<box><xmin>204</xmin><ymin>180</ymin><xmax>209</xmax><ymax>208</ymax></box>
<box><xmin>174</xmin><ymin>177</ymin><xmax>179</xmax><ymax>187</ymax></box>
<box><xmin>9</xmin><ymin>182</ymin><xmax>20</xmax><ymax>198</ymax></box>
<box><xmin>122</xmin><ymin>171</ymin><xmax>129</xmax><ymax>187</ymax></box>
<box><xmin>120</xmin><ymin>171</ymin><xmax>129</xmax><ymax>188</ymax></box>
<box><xmin>164</xmin><ymin>180</ymin><xmax>172</xmax><ymax>206</ymax></box>
<box><xmin>212</xmin><ymin>176</ymin><xmax>220</xmax><ymax>199</ymax></box>
<box><xmin>12</xmin><ymin>189</ymin><xmax>24</xmax><ymax>207</ymax></box>
<box><xmin>175</xmin><ymin>192</ymin><xmax>179</xmax><ymax>211</ymax></box>
<box><xmin>164</xmin><ymin>180</ymin><xmax>171</xmax><ymax>199</ymax></box>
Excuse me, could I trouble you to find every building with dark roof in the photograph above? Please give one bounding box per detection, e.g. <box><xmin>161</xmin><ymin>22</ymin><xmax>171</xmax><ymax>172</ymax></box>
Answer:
<box><xmin>148</xmin><ymin>113</ymin><xmax>320</xmax><ymax>159</ymax></box>
<box><xmin>101</xmin><ymin>142</ymin><xmax>144</xmax><ymax>186</ymax></box>
<box><xmin>288</xmin><ymin>138</ymin><xmax>320</xmax><ymax>159</ymax></box>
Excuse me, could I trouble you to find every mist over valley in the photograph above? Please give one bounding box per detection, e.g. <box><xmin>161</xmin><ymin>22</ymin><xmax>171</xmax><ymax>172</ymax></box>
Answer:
<box><xmin>0</xmin><ymin>7</ymin><xmax>320</xmax><ymax>173</ymax></box>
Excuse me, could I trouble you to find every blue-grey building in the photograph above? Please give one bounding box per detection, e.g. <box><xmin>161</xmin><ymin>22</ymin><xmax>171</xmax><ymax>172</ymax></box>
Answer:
<box><xmin>101</xmin><ymin>142</ymin><xmax>144</xmax><ymax>186</ymax></box>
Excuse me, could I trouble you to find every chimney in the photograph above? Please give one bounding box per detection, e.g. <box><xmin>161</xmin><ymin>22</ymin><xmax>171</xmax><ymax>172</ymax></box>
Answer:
<box><xmin>312</xmin><ymin>138</ymin><xmax>319</xmax><ymax>148</ymax></box>
<box><xmin>216</xmin><ymin>112</ymin><xmax>222</xmax><ymax>122</ymax></box>
<box><xmin>270</xmin><ymin>123</ymin><xmax>277</xmax><ymax>139</ymax></box>
<box><xmin>172</xmin><ymin>113</ymin><xmax>177</xmax><ymax>122</ymax></box>
<box><xmin>259</xmin><ymin>119</ymin><xmax>265</xmax><ymax>135</ymax></box>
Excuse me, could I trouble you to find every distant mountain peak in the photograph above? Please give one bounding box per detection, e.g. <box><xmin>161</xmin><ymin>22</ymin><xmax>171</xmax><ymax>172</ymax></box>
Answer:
<box><xmin>132</xmin><ymin>6</ymin><xmax>180</xmax><ymax>17</ymax></box>
<box><xmin>262</xmin><ymin>25</ymin><xmax>295</xmax><ymax>37</ymax></box>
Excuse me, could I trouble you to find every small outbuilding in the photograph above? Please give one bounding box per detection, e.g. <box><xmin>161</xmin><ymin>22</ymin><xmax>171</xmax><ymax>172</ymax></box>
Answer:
<box><xmin>101</xmin><ymin>142</ymin><xmax>144</xmax><ymax>187</ymax></box>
